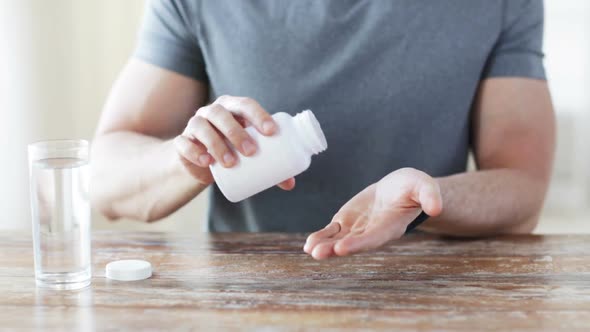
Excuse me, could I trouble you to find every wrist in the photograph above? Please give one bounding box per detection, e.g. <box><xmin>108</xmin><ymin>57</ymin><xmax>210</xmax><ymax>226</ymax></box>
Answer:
<box><xmin>405</xmin><ymin>211</ymin><xmax>430</xmax><ymax>234</ymax></box>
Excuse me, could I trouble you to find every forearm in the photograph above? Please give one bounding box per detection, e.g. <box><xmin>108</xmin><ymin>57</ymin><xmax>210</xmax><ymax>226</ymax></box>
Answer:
<box><xmin>91</xmin><ymin>131</ymin><xmax>207</xmax><ymax>222</ymax></box>
<box><xmin>419</xmin><ymin>169</ymin><xmax>548</xmax><ymax>236</ymax></box>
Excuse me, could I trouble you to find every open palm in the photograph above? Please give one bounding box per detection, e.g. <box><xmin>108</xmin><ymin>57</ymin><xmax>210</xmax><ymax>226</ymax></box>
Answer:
<box><xmin>304</xmin><ymin>168</ymin><xmax>443</xmax><ymax>260</ymax></box>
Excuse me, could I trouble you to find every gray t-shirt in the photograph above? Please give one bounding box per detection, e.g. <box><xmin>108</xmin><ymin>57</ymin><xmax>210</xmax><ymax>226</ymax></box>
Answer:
<box><xmin>134</xmin><ymin>0</ymin><xmax>545</xmax><ymax>232</ymax></box>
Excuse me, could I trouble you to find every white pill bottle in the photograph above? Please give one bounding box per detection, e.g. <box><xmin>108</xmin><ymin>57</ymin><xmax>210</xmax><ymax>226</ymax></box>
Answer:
<box><xmin>210</xmin><ymin>110</ymin><xmax>327</xmax><ymax>202</ymax></box>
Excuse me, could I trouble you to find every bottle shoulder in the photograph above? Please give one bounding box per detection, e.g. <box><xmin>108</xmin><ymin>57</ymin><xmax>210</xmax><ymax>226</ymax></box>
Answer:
<box><xmin>272</xmin><ymin>112</ymin><xmax>293</xmax><ymax>124</ymax></box>
<box><xmin>270</xmin><ymin>113</ymin><xmax>297</xmax><ymax>140</ymax></box>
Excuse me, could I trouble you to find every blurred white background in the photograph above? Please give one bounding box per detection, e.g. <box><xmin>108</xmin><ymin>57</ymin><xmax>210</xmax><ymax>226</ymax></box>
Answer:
<box><xmin>1</xmin><ymin>0</ymin><xmax>588</xmax><ymax>233</ymax></box>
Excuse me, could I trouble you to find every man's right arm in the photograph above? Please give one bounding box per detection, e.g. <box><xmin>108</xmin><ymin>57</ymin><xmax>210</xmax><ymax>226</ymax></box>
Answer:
<box><xmin>91</xmin><ymin>59</ymin><xmax>209</xmax><ymax>222</ymax></box>
<box><xmin>92</xmin><ymin>59</ymin><xmax>293</xmax><ymax>222</ymax></box>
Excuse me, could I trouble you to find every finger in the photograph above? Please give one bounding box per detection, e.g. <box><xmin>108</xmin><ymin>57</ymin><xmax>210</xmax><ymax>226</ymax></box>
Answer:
<box><xmin>311</xmin><ymin>240</ymin><xmax>338</xmax><ymax>260</ymax></box>
<box><xmin>401</xmin><ymin>169</ymin><xmax>443</xmax><ymax>216</ymax></box>
<box><xmin>334</xmin><ymin>214</ymin><xmax>405</xmax><ymax>257</ymax></box>
<box><xmin>277</xmin><ymin>177</ymin><xmax>295</xmax><ymax>191</ymax></box>
<box><xmin>331</xmin><ymin>184</ymin><xmax>376</xmax><ymax>229</ymax></box>
<box><xmin>417</xmin><ymin>178</ymin><xmax>443</xmax><ymax>217</ymax></box>
<box><xmin>304</xmin><ymin>222</ymin><xmax>342</xmax><ymax>254</ymax></box>
<box><xmin>185</xmin><ymin>116</ymin><xmax>236</xmax><ymax>167</ymax></box>
<box><xmin>334</xmin><ymin>230</ymin><xmax>393</xmax><ymax>257</ymax></box>
<box><xmin>331</xmin><ymin>209</ymin><xmax>357</xmax><ymax>230</ymax></box>
<box><xmin>198</xmin><ymin>104</ymin><xmax>257</xmax><ymax>157</ymax></box>
<box><xmin>235</xmin><ymin>115</ymin><xmax>251</xmax><ymax>128</ymax></box>
<box><xmin>173</xmin><ymin>135</ymin><xmax>212</xmax><ymax>168</ymax></box>
<box><xmin>215</xmin><ymin>95</ymin><xmax>277</xmax><ymax>136</ymax></box>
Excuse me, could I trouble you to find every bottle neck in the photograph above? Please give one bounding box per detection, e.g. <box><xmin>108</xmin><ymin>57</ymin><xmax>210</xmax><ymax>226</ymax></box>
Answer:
<box><xmin>292</xmin><ymin>110</ymin><xmax>327</xmax><ymax>156</ymax></box>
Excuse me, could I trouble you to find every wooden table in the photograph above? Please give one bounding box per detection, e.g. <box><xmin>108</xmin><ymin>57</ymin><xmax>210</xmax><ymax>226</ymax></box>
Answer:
<box><xmin>1</xmin><ymin>232</ymin><xmax>589</xmax><ymax>331</ymax></box>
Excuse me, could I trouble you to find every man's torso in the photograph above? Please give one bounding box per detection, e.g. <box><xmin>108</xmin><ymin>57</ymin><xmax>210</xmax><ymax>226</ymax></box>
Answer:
<box><xmin>176</xmin><ymin>1</ymin><xmax>503</xmax><ymax>231</ymax></box>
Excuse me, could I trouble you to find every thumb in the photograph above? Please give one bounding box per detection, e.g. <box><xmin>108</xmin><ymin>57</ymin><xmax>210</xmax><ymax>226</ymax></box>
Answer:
<box><xmin>277</xmin><ymin>177</ymin><xmax>296</xmax><ymax>191</ymax></box>
<box><xmin>417</xmin><ymin>178</ymin><xmax>443</xmax><ymax>217</ymax></box>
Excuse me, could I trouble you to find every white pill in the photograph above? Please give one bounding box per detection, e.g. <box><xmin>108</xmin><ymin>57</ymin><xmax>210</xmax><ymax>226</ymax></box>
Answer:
<box><xmin>106</xmin><ymin>259</ymin><xmax>152</xmax><ymax>281</ymax></box>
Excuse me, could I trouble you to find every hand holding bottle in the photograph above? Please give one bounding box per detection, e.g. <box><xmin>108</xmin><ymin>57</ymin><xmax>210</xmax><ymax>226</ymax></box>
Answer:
<box><xmin>173</xmin><ymin>95</ymin><xmax>296</xmax><ymax>191</ymax></box>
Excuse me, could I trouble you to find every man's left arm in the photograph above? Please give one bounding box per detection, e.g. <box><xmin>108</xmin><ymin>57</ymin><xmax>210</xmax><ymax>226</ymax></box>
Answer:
<box><xmin>419</xmin><ymin>77</ymin><xmax>555</xmax><ymax>236</ymax></box>
<box><xmin>304</xmin><ymin>1</ymin><xmax>554</xmax><ymax>259</ymax></box>
<box><xmin>304</xmin><ymin>78</ymin><xmax>555</xmax><ymax>259</ymax></box>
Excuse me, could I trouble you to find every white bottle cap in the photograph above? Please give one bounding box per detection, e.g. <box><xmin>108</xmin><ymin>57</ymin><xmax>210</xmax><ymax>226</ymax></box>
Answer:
<box><xmin>106</xmin><ymin>259</ymin><xmax>152</xmax><ymax>281</ymax></box>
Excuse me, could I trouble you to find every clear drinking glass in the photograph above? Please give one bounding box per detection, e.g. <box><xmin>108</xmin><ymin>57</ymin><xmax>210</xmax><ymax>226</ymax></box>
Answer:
<box><xmin>28</xmin><ymin>139</ymin><xmax>91</xmax><ymax>290</ymax></box>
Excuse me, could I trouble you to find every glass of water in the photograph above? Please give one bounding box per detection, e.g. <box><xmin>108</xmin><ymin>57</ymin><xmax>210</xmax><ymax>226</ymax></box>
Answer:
<box><xmin>28</xmin><ymin>139</ymin><xmax>91</xmax><ymax>290</ymax></box>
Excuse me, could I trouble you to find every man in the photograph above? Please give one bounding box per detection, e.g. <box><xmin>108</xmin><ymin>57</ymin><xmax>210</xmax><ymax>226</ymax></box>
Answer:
<box><xmin>92</xmin><ymin>0</ymin><xmax>555</xmax><ymax>260</ymax></box>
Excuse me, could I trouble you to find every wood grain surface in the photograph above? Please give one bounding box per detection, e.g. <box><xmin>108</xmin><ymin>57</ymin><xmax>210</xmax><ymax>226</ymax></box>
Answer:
<box><xmin>1</xmin><ymin>231</ymin><xmax>589</xmax><ymax>331</ymax></box>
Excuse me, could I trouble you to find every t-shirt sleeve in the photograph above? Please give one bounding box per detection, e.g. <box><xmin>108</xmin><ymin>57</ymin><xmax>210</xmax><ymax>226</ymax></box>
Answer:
<box><xmin>482</xmin><ymin>0</ymin><xmax>546</xmax><ymax>80</ymax></box>
<box><xmin>133</xmin><ymin>0</ymin><xmax>208</xmax><ymax>82</ymax></box>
